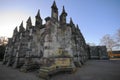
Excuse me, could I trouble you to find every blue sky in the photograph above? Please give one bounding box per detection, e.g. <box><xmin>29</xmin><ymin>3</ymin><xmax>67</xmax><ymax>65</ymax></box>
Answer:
<box><xmin>0</xmin><ymin>0</ymin><xmax>120</xmax><ymax>45</ymax></box>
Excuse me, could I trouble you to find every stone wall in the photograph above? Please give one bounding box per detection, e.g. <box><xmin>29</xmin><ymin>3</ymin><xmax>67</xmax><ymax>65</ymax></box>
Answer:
<box><xmin>89</xmin><ymin>46</ymin><xmax>108</xmax><ymax>59</ymax></box>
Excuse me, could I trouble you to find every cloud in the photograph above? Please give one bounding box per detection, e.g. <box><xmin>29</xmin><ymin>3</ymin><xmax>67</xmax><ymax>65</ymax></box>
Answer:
<box><xmin>0</xmin><ymin>10</ymin><xmax>30</xmax><ymax>37</ymax></box>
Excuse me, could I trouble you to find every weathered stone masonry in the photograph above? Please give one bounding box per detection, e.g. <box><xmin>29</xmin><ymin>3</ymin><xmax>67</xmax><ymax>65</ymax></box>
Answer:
<box><xmin>3</xmin><ymin>1</ymin><xmax>108</xmax><ymax>70</ymax></box>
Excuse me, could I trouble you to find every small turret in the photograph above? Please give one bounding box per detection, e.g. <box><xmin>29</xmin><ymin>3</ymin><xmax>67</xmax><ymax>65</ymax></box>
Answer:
<box><xmin>70</xmin><ymin>18</ymin><xmax>75</xmax><ymax>26</ymax></box>
<box><xmin>14</xmin><ymin>27</ymin><xmax>18</xmax><ymax>33</ymax></box>
<box><xmin>70</xmin><ymin>18</ymin><xmax>76</xmax><ymax>33</ymax></box>
<box><xmin>76</xmin><ymin>24</ymin><xmax>80</xmax><ymax>31</ymax></box>
<box><xmin>60</xmin><ymin>6</ymin><xmax>67</xmax><ymax>25</ymax></box>
<box><xmin>51</xmin><ymin>1</ymin><xmax>58</xmax><ymax>20</ymax></box>
<box><xmin>76</xmin><ymin>24</ymin><xmax>84</xmax><ymax>41</ymax></box>
<box><xmin>26</xmin><ymin>17</ymin><xmax>32</xmax><ymax>30</ymax></box>
<box><xmin>75</xmin><ymin>24</ymin><xmax>80</xmax><ymax>34</ymax></box>
<box><xmin>51</xmin><ymin>1</ymin><xmax>58</xmax><ymax>9</ymax></box>
<box><xmin>35</xmin><ymin>9</ymin><xmax>42</xmax><ymax>28</ymax></box>
<box><xmin>19</xmin><ymin>21</ymin><xmax>25</xmax><ymax>32</ymax></box>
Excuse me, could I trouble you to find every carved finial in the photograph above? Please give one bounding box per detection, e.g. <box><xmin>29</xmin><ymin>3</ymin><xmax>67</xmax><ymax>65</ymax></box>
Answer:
<box><xmin>61</xmin><ymin>6</ymin><xmax>67</xmax><ymax>15</ymax></box>
<box><xmin>63</xmin><ymin>6</ymin><xmax>65</xmax><ymax>13</ymax></box>
<box><xmin>51</xmin><ymin>0</ymin><xmax>58</xmax><ymax>10</ymax></box>
<box><xmin>76</xmin><ymin>24</ymin><xmax>81</xmax><ymax>33</ymax></box>
<box><xmin>20</xmin><ymin>21</ymin><xmax>23</xmax><ymax>27</ymax></box>
<box><xmin>15</xmin><ymin>27</ymin><xmax>18</xmax><ymax>32</ymax></box>
<box><xmin>36</xmin><ymin>9</ymin><xmax>41</xmax><ymax>18</ymax></box>
<box><xmin>77</xmin><ymin>24</ymin><xmax>79</xmax><ymax>29</ymax></box>
<box><xmin>13</xmin><ymin>26</ymin><xmax>18</xmax><ymax>35</ymax></box>
<box><xmin>35</xmin><ymin>10</ymin><xmax>42</xmax><ymax>27</ymax></box>
<box><xmin>27</xmin><ymin>16</ymin><xmax>32</xmax><ymax>24</ymax></box>
<box><xmin>60</xmin><ymin>6</ymin><xmax>67</xmax><ymax>24</ymax></box>
<box><xmin>26</xmin><ymin>17</ymin><xmax>32</xmax><ymax>30</ymax></box>
<box><xmin>70</xmin><ymin>18</ymin><xmax>74</xmax><ymax>24</ymax></box>
<box><xmin>19</xmin><ymin>21</ymin><xmax>25</xmax><ymax>32</ymax></box>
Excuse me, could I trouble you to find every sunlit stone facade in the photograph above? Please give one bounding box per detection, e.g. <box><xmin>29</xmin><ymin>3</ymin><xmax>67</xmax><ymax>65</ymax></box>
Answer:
<box><xmin>3</xmin><ymin>1</ymin><xmax>89</xmax><ymax>69</ymax></box>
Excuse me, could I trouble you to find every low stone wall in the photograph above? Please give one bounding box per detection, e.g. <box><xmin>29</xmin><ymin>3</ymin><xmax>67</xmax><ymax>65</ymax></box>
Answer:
<box><xmin>89</xmin><ymin>46</ymin><xmax>108</xmax><ymax>60</ymax></box>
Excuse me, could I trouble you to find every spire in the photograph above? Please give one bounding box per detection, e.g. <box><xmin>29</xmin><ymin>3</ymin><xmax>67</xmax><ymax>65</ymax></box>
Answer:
<box><xmin>14</xmin><ymin>27</ymin><xmax>18</xmax><ymax>32</ymax></box>
<box><xmin>62</xmin><ymin>6</ymin><xmax>67</xmax><ymax>15</ymax></box>
<box><xmin>51</xmin><ymin>0</ymin><xmax>58</xmax><ymax>10</ymax></box>
<box><xmin>27</xmin><ymin>17</ymin><xmax>31</xmax><ymax>23</ymax></box>
<box><xmin>76</xmin><ymin>24</ymin><xmax>79</xmax><ymax>30</ymax></box>
<box><xmin>60</xmin><ymin>6</ymin><xmax>67</xmax><ymax>24</ymax></box>
<box><xmin>36</xmin><ymin>9</ymin><xmax>41</xmax><ymax>18</ymax></box>
<box><xmin>20</xmin><ymin>21</ymin><xmax>23</xmax><ymax>27</ymax></box>
<box><xmin>70</xmin><ymin>18</ymin><xmax>74</xmax><ymax>25</ymax></box>
<box><xmin>35</xmin><ymin>10</ymin><xmax>42</xmax><ymax>27</ymax></box>
<box><xmin>13</xmin><ymin>27</ymin><xmax>18</xmax><ymax>36</ymax></box>
<box><xmin>76</xmin><ymin>24</ymin><xmax>82</xmax><ymax>36</ymax></box>
<box><xmin>26</xmin><ymin>17</ymin><xmax>32</xmax><ymax>30</ymax></box>
<box><xmin>63</xmin><ymin>6</ymin><xmax>65</xmax><ymax>12</ymax></box>
<box><xmin>76</xmin><ymin>24</ymin><xmax>81</xmax><ymax>32</ymax></box>
<box><xmin>19</xmin><ymin>21</ymin><xmax>25</xmax><ymax>32</ymax></box>
<box><xmin>51</xmin><ymin>1</ymin><xmax>58</xmax><ymax>20</ymax></box>
<box><xmin>27</xmin><ymin>17</ymin><xmax>32</xmax><ymax>25</ymax></box>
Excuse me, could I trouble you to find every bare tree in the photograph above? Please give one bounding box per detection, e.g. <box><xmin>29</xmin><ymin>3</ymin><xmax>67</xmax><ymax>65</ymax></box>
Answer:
<box><xmin>100</xmin><ymin>34</ymin><xmax>116</xmax><ymax>51</ymax></box>
<box><xmin>0</xmin><ymin>37</ymin><xmax>8</xmax><ymax>45</ymax></box>
<box><xmin>116</xmin><ymin>29</ymin><xmax>120</xmax><ymax>41</ymax></box>
<box><xmin>115</xmin><ymin>28</ymin><xmax>120</xmax><ymax>47</ymax></box>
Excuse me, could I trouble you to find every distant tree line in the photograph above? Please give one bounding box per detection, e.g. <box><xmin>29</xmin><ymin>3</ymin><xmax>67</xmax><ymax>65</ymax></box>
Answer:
<box><xmin>0</xmin><ymin>37</ymin><xmax>8</xmax><ymax>61</ymax></box>
<box><xmin>0</xmin><ymin>45</ymin><xmax>6</xmax><ymax>61</ymax></box>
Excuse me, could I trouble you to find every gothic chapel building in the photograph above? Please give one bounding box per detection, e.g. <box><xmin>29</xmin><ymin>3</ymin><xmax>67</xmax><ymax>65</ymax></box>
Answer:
<box><xmin>3</xmin><ymin>1</ymin><xmax>89</xmax><ymax>69</ymax></box>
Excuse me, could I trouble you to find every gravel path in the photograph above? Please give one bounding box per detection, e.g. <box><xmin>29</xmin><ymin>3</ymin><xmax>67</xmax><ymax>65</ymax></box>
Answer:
<box><xmin>0</xmin><ymin>62</ymin><xmax>42</xmax><ymax>80</ymax></box>
<box><xmin>0</xmin><ymin>60</ymin><xmax>120</xmax><ymax>80</ymax></box>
